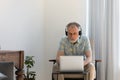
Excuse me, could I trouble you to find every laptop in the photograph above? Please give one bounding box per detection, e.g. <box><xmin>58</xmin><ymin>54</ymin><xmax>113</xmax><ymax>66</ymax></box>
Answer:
<box><xmin>59</xmin><ymin>56</ymin><xmax>84</xmax><ymax>72</ymax></box>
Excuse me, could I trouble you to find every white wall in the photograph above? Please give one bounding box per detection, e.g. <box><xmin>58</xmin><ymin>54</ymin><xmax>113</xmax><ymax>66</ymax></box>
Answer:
<box><xmin>44</xmin><ymin>0</ymin><xmax>86</xmax><ymax>80</ymax></box>
<box><xmin>0</xmin><ymin>0</ymin><xmax>86</xmax><ymax>80</ymax></box>
<box><xmin>0</xmin><ymin>0</ymin><xmax>45</xmax><ymax>80</ymax></box>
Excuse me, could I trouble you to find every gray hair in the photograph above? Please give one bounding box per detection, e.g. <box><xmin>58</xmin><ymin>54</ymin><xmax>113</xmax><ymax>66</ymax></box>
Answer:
<box><xmin>66</xmin><ymin>22</ymin><xmax>81</xmax><ymax>30</ymax></box>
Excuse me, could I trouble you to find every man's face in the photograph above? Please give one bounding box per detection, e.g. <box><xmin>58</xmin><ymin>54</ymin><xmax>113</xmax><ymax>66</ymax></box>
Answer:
<box><xmin>67</xmin><ymin>25</ymin><xmax>79</xmax><ymax>42</ymax></box>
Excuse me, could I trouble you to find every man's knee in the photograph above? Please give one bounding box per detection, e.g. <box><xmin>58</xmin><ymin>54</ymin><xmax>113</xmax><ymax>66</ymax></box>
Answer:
<box><xmin>85</xmin><ymin>63</ymin><xmax>96</xmax><ymax>80</ymax></box>
<box><xmin>85</xmin><ymin>63</ymin><xmax>95</xmax><ymax>72</ymax></box>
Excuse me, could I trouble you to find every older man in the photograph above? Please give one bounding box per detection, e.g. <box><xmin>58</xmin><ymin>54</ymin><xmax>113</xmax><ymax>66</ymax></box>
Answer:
<box><xmin>55</xmin><ymin>22</ymin><xmax>96</xmax><ymax>80</ymax></box>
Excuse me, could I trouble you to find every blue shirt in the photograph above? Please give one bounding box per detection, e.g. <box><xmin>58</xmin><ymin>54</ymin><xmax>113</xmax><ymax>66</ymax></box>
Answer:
<box><xmin>58</xmin><ymin>36</ymin><xmax>91</xmax><ymax>57</ymax></box>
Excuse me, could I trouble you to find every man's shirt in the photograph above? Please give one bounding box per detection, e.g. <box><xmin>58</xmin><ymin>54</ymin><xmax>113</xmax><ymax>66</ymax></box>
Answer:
<box><xmin>58</xmin><ymin>36</ymin><xmax>91</xmax><ymax>57</ymax></box>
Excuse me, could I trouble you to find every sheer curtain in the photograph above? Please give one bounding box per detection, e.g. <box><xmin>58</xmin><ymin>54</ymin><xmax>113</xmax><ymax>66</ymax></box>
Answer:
<box><xmin>87</xmin><ymin>0</ymin><xmax>120</xmax><ymax>80</ymax></box>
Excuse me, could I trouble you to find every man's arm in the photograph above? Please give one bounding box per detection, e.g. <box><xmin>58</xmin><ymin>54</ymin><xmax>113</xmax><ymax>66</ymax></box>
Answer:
<box><xmin>84</xmin><ymin>50</ymin><xmax>92</xmax><ymax>66</ymax></box>
<box><xmin>56</xmin><ymin>51</ymin><xmax>64</xmax><ymax>64</ymax></box>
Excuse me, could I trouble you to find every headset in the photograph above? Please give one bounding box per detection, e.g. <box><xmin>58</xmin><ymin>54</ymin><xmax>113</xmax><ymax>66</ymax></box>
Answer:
<box><xmin>65</xmin><ymin>22</ymin><xmax>82</xmax><ymax>36</ymax></box>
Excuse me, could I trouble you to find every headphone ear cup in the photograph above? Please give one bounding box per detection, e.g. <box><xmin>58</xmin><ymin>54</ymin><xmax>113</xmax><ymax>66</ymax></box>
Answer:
<box><xmin>65</xmin><ymin>31</ymin><xmax>68</xmax><ymax>36</ymax></box>
<box><xmin>79</xmin><ymin>31</ymin><xmax>82</xmax><ymax>36</ymax></box>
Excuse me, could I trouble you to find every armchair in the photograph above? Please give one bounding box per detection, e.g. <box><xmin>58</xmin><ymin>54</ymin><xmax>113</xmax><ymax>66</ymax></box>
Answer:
<box><xmin>49</xmin><ymin>40</ymin><xmax>101</xmax><ymax>80</ymax></box>
<box><xmin>0</xmin><ymin>50</ymin><xmax>24</xmax><ymax>80</ymax></box>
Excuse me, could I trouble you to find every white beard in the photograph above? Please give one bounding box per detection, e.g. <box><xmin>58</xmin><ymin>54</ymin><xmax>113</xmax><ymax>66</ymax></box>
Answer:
<box><xmin>70</xmin><ymin>38</ymin><xmax>78</xmax><ymax>43</ymax></box>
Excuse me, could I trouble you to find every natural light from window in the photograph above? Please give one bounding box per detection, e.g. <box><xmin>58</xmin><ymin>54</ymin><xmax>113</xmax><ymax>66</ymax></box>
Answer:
<box><xmin>118</xmin><ymin>1</ymin><xmax>120</xmax><ymax>68</ymax></box>
<box><xmin>86</xmin><ymin>0</ymin><xmax>89</xmax><ymax>37</ymax></box>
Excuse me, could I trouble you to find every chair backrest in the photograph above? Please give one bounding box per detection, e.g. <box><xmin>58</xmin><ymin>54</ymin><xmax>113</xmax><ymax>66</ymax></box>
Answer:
<box><xmin>90</xmin><ymin>39</ymin><xmax>95</xmax><ymax>64</ymax></box>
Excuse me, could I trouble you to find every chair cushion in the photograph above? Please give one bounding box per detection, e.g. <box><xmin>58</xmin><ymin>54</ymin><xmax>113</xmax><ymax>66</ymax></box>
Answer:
<box><xmin>0</xmin><ymin>72</ymin><xmax>7</xmax><ymax>80</ymax></box>
<box><xmin>0</xmin><ymin>62</ymin><xmax>14</xmax><ymax>80</ymax></box>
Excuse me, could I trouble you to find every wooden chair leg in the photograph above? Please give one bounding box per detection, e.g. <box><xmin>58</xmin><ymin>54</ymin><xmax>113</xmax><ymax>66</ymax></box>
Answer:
<box><xmin>52</xmin><ymin>73</ymin><xmax>54</xmax><ymax>80</ymax></box>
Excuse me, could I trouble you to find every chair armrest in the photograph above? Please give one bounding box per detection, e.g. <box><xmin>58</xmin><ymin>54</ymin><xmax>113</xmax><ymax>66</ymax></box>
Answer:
<box><xmin>49</xmin><ymin>59</ymin><xmax>102</xmax><ymax>64</ymax></box>
<box><xmin>95</xmin><ymin>59</ymin><xmax>102</xmax><ymax>62</ymax></box>
<box><xmin>95</xmin><ymin>59</ymin><xmax>102</xmax><ymax>67</ymax></box>
<box><xmin>95</xmin><ymin>59</ymin><xmax>102</xmax><ymax>72</ymax></box>
<box><xmin>49</xmin><ymin>59</ymin><xmax>56</xmax><ymax>64</ymax></box>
